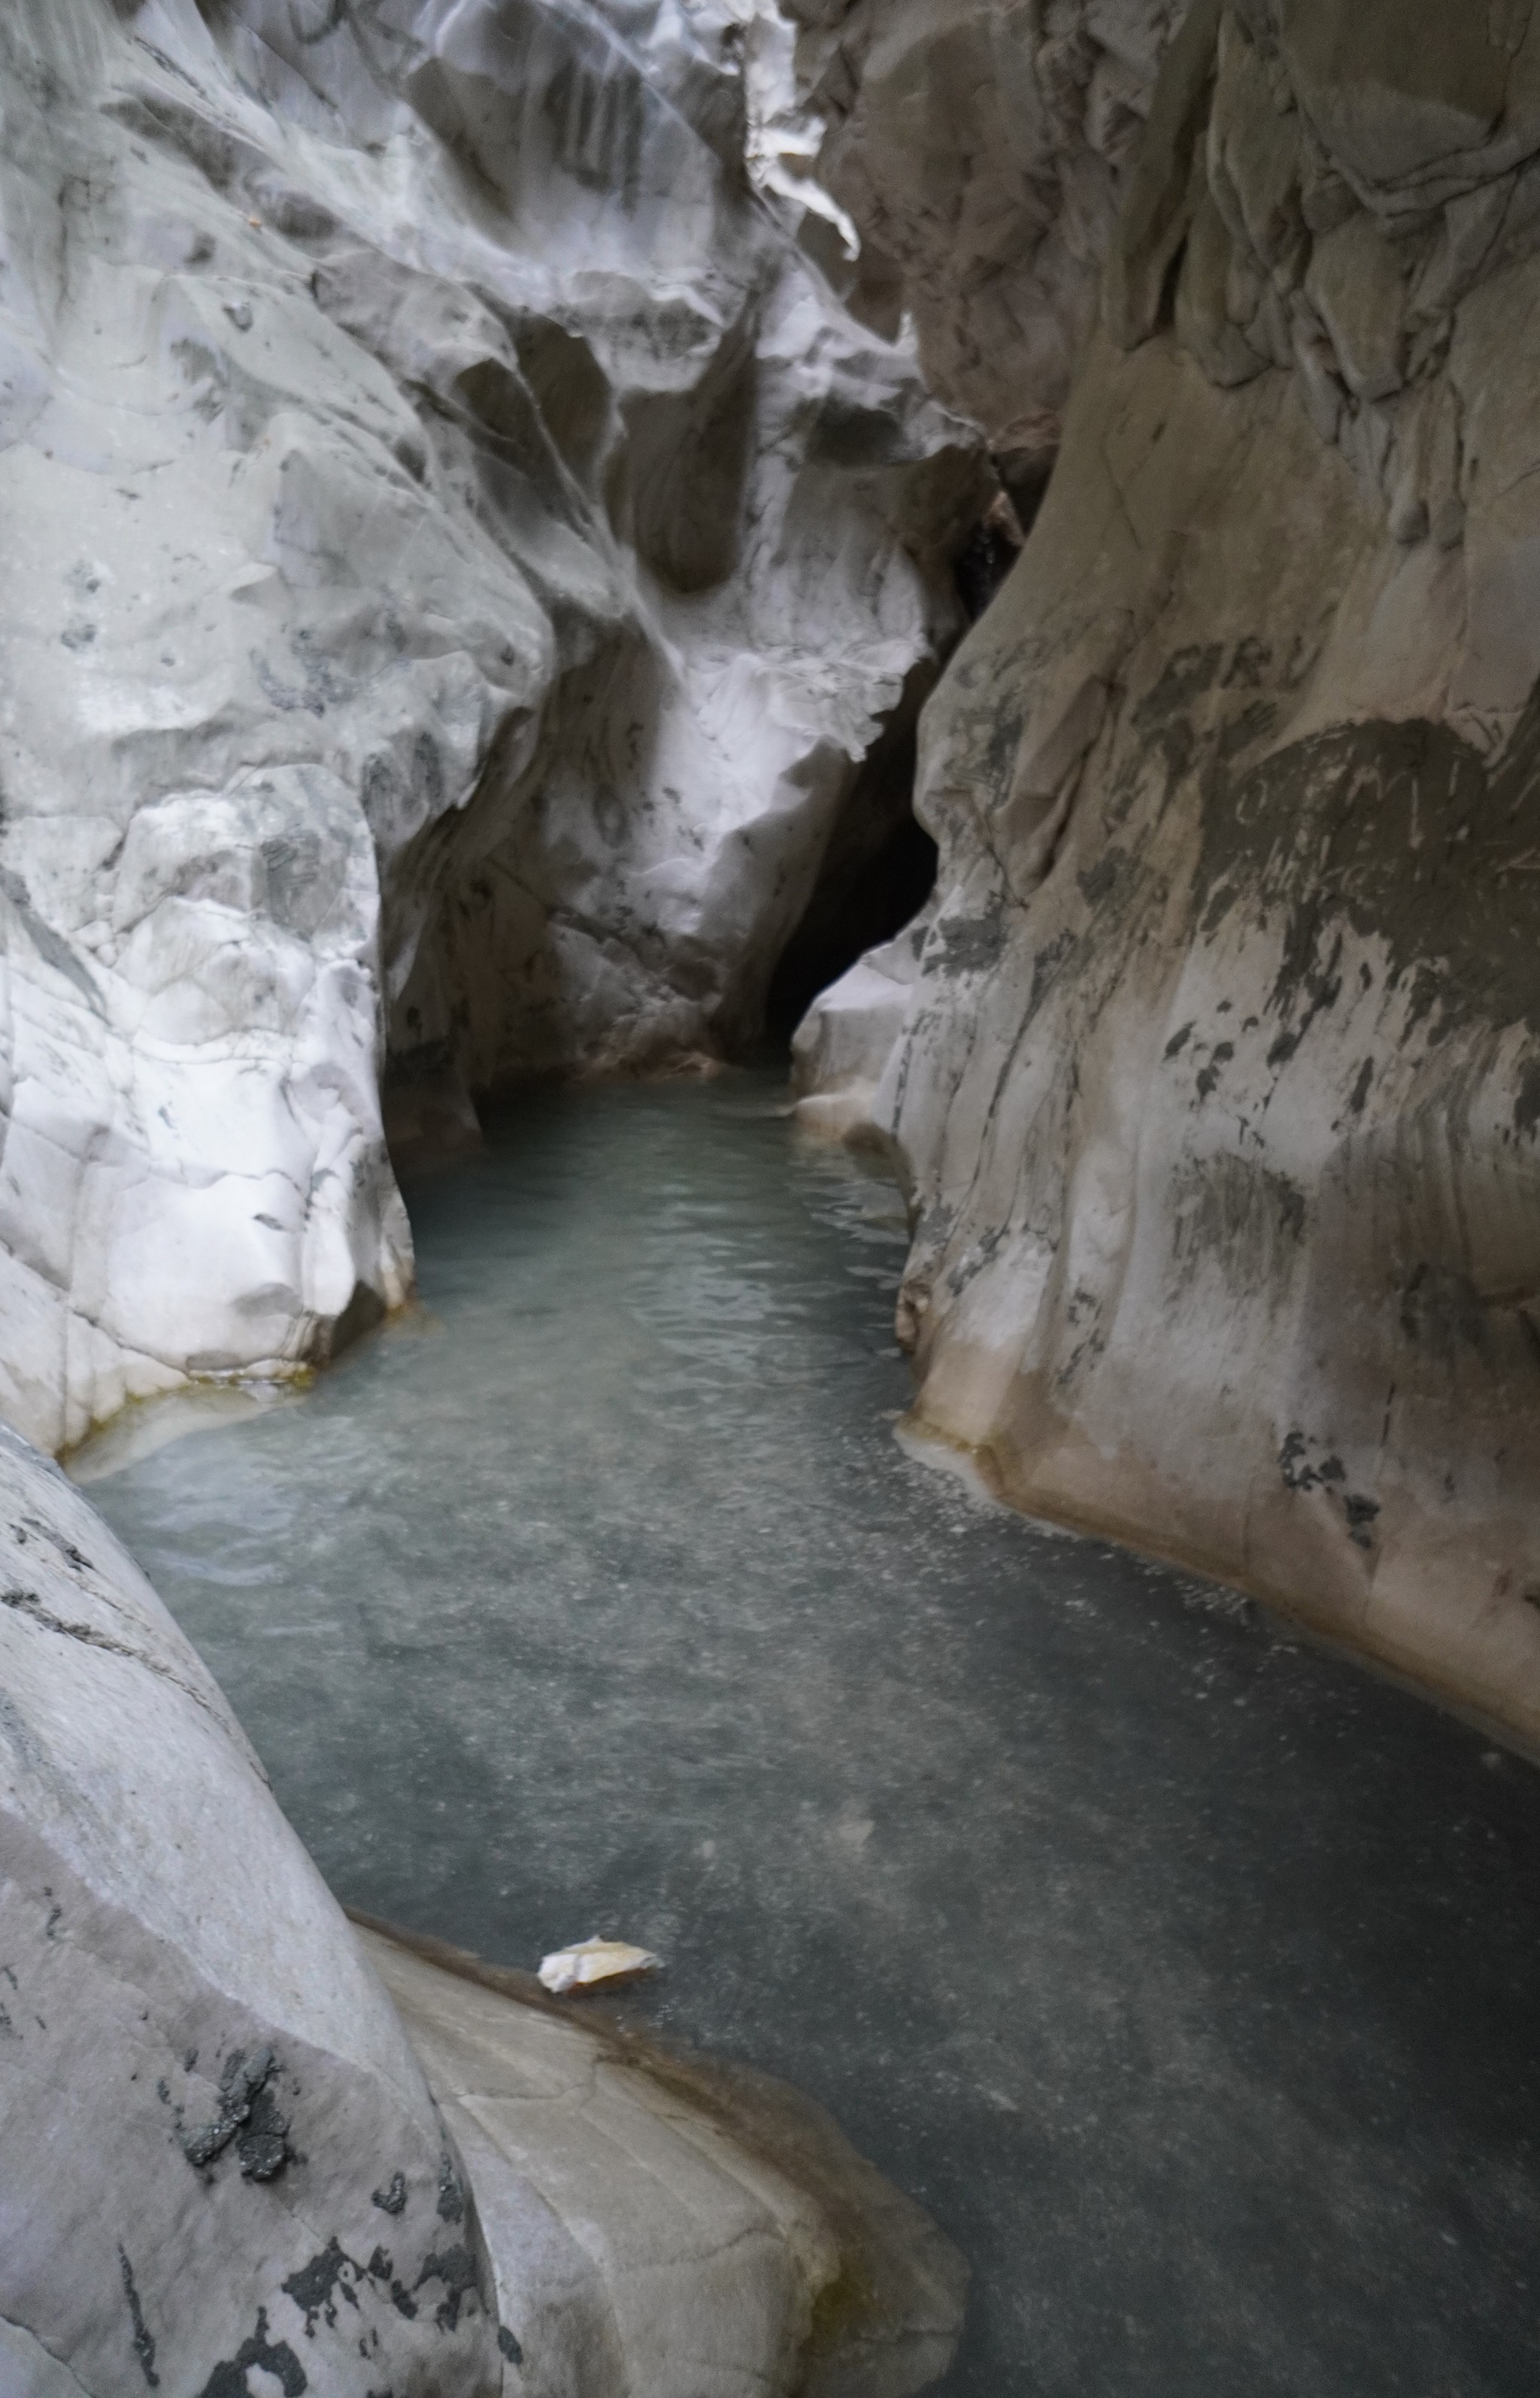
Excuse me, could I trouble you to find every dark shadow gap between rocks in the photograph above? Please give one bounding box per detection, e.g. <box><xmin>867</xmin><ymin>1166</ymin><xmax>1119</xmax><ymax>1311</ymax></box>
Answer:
<box><xmin>761</xmin><ymin>708</ymin><xmax>938</xmax><ymax>1053</ymax></box>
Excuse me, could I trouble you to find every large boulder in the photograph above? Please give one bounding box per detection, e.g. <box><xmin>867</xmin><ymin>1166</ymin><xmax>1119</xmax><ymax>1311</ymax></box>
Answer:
<box><xmin>795</xmin><ymin>0</ymin><xmax>1540</xmax><ymax>1746</ymax></box>
<box><xmin>0</xmin><ymin>1417</ymin><xmax>504</xmax><ymax>2393</ymax></box>
<box><xmin>0</xmin><ymin>0</ymin><xmax>986</xmax><ymax>1456</ymax></box>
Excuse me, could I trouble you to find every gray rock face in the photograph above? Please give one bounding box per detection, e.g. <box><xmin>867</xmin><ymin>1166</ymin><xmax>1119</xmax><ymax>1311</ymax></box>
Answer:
<box><xmin>0</xmin><ymin>1419</ymin><xmax>503</xmax><ymax>2393</ymax></box>
<box><xmin>0</xmin><ymin>0</ymin><xmax>985</xmax><ymax>1454</ymax></box>
<box><xmin>778</xmin><ymin>0</ymin><xmax>1183</xmax><ymax>452</ymax></box>
<box><xmin>796</xmin><ymin>0</ymin><xmax>1540</xmax><ymax>1747</ymax></box>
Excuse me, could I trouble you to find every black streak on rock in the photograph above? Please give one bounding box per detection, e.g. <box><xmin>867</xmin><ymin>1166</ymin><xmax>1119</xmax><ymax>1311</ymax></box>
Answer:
<box><xmin>1196</xmin><ymin>1039</ymin><xmax>1235</xmax><ymax>1099</ymax></box>
<box><xmin>119</xmin><ymin>2246</ymin><xmax>159</xmax><ymax>2387</ymax></box>
<box><xmin>1198</xmin><ymin>696</ymin><xmax>1540</xmax><ymax>1063</ymax></box>
<box><xmin>1514</xmin><ymin>1054</ymin><xmax>1540</xmax><ymax>1135</ymax></box>
<box><xmin>436</xmin><ymin>2153</ymin><xmax>466</xmax><ymax>2224</ymax></box>
<box><xmin>1344</xmin><ymin>1493</ymin><xmax>1382</xmax><ymax>1549</ymax></box>
<box><xmin>0</xmin><ymin>1586</ymin><xmax>234</xmax><ymax>1732</ymax></box>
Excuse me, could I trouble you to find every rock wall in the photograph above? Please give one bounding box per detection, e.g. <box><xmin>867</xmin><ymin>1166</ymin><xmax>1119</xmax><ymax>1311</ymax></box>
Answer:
<box><xmin>0</xmin><ymin>1418</ymin><xmax>505</xmax><ymax>2393</ymax></box>
<box><xmin>796</xmin><ymin>0</ymin><xmax>1540</xmax><ymax>1747</ymax></box>
<box><xmin>0</xmin><ymin>0</ymin><xmax>984</xmax><ymax>1455</ymax></box>
<box><xmin>778</xmin><ymin>0</ymin><xmax>1181</xmax><ymax>481</ymax></box>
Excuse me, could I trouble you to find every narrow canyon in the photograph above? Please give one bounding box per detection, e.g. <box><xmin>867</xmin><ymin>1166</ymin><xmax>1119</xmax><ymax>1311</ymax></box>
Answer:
<box><xmin>4</xmin><ymin>3</ymin><xmax>1540</xmax><ymax>2393</ymax></box>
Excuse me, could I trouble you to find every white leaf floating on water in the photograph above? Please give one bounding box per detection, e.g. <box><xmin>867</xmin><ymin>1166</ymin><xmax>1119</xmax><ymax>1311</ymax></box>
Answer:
<box><xmin>538</xmin><ymin>1936</ymin><xmax>662</xmax><ymax>1996</ymax></box>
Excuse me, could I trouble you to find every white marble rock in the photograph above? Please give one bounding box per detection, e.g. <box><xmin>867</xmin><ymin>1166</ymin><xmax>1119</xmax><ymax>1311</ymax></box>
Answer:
<box><xmin>360</xmin><ymin>1921</ymin><xmax>969</xmax><ymax>2398</ymax></box>
<box><xmin>0</xmin><ymin>0</ymin><xmax>987</xmax><ymax>1456</ymax></box>
<box><xmin>0</xmin><ymin>1417</ymin><xmax>505</xmax><ymax>2393</ymax></box>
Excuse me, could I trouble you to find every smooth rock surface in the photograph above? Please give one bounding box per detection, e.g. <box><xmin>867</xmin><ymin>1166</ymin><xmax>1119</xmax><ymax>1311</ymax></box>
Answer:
<box><xmin>779</xmin><ymin>0</ymin><xmax>1183</xmax><ymax>450</ymax></box>
<box><xmin>0</xmin><ymin>0</ymin><xmax>985</xmax><ymax>1456</ymax></box>
<box><xmin>795</xmin><ymin>0</ymin><xmax>1540</xmax><ymax>1744</ymax></box>
<box><xmin>359</xmin><ymin>1917</ymin><xmax>968</xmax><ymax>2398</ymax></box>
<box><xmin>0</xmin><ymin>1417</ymin><xmax>504</xmax><ymax>2393</ymax></box>
<box><xmin>790</xmin><ymin>911</ymin><xmax>927</xmax><ymax>1145</ymax></box>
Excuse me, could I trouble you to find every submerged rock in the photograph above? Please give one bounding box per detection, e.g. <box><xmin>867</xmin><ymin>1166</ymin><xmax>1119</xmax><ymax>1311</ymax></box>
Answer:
<box><xmin>0</xmin><ymin>0</ymin><xmax>986</xmax><ymax>1454</ymax></box>
<box><xmin>796</xmin><ymin>0</ymin><xmax>1540</xmax><ymax>1745</ymax></box>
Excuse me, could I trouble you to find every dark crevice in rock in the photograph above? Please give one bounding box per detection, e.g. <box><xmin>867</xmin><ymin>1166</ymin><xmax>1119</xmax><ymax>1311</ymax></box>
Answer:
<box><xmin>953</xmin><ymin>493</ymin><xmax>1024</xmax><ymax>623</ymax></box>
<box><xmin>762</xmin><ymin>705</ymin><xmax>938</xmax><ymax>1047</ymax></box>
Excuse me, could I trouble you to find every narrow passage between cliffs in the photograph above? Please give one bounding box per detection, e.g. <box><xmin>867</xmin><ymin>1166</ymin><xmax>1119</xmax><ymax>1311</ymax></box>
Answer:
<box><xmin>83</xmin><ymin>1075</ymin><xmax>1540</xmax><ymax>2398</ymax></box>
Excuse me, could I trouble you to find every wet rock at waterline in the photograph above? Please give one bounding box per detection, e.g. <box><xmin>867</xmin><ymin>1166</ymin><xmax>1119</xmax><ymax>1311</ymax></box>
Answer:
<box><xmin>0</xmin><ymin>1419</ymin><xmax>504</xmax><ymax>2393</ymax></box>
<box><xmin>796</xmin><ymin>0</ymin><xmax>1540</xmax><ymax>1745</ymax></box>
<box><xmin>362</xmin><ymin>1920</ymin><xmax>969</xmax><ymax>2398</ymax></box>
<box><xmin>0</xmin><ymin>0</ymin><xmax>986</xmax><ymax>1455</ymax></box>
<box><xmin>0</xmin><ymin>1403</ymin><xmax>966</xmax><ymax>2395</ymax></box>
<box><xmin>791</xmin><ymin>911</ymin><xmax>929</xmax><ymax>1150</ymax></box>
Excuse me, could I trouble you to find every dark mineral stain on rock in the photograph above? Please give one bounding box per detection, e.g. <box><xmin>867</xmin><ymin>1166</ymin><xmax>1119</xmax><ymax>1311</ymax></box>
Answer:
<box><xmin>182</xmin><ymin>2044</ymin><xmax>294</xmax><ymax>2180</ymax></box>
<box><xmin>1195</xmin><ymin>1038</ymin><xmax>1234</xmax><ymax>1098</ymax></box>
<box><xmin>936</xmin><ymin>913</ymin><xmax>1005</xmax><ymax>975</ymax></box>
<box><xmin>1344</xmin><ymin>1493</ymin><xmax>1382</xmax><ymax>1550</ymax></box>
<box><xmin>118</xmin><ymin>2245</ymin><xmax>159</xmax><ymax>2388</ymax></box>
<box><xmin>435</xmin><ymin>2153</ymin><xmax>465</xmax><ymax>2223</ymax></box>
<box><xmin>417</xmin><ymin>2243</ymin><xmax>480</xmax><ymax>2333</ymax></box>
<box><xmin>198</xmin><ymin>2307</ymin><xmax>307</xmax><ymax>2397</ymax></box>
<box><xmin>1199</xmin><ymin>686</ymin><xmax>1540</xmax><ymax>1055</ymax></box>
<box><xmin>283</xmin><ymin>2236</ymin><xmax>362</xmax><ymax>2336</ymax></box>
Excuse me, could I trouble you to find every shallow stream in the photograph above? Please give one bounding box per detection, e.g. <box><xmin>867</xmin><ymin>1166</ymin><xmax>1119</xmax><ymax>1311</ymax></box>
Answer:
<box><xmin>86</xmin><ymin>1075</ymin><xmax>1540</xmax><ymax>2396</ymax></box>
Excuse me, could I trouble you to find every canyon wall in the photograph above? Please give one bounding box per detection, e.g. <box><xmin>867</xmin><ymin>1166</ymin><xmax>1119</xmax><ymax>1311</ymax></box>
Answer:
<box><xmin>0</xmin><ymin>0</ymin><xmax>984</xmax><ymax>1454</ymax></box>
<box><xmin>0</xmin><ymin>1420</ymin><xmax>506</xmax><ymax>2393</ymax></box>
<box><xmin>796</xmin><ymin>0</ymin><xmax>1540</xmax><ymax>1745</ymax></box>
<box><xmin>779</xmin><ymin>0</ymin><xmax>1181</xmax><ymax>492</ymax></box>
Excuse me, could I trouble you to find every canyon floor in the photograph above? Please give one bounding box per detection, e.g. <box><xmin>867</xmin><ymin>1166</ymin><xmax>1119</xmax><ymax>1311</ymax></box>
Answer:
<box><xmin>83</xmin><ymin>1073</ymin><xmax>1540</xmax><ymax>2397</ymax></box>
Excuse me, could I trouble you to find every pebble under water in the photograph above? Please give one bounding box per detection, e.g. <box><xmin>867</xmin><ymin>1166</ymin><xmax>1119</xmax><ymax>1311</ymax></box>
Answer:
<box><xmin>84</xmin><ymin>1074</ymin><xmax>1540</xmax><ymax>2397</ymax></box>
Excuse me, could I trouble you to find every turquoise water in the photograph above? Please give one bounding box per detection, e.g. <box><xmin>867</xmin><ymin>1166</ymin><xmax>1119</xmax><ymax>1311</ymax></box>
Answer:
<box><xmin>87</xmin><ymin>1075</ymin><xmax>1540</xmax><ymax>2396</ymax></box>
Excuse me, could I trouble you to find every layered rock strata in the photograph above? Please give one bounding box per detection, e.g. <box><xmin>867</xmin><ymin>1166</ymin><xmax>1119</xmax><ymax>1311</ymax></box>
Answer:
<box><xmin>0</xmin><ymin>0</ymin><xmax>984</xmax><ymax>1454</ymax></box>
<box><xmin>796</xmin><ymin>0</ymin><xmax>1540</xmax><ymax>1745</ymax></box>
